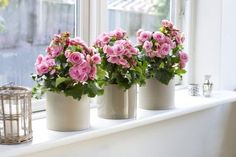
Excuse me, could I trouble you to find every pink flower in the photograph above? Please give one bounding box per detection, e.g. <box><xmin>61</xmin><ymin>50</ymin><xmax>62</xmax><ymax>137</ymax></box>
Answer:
<box><xmin>101</xmin><ymin>35</ymin><xmax>111</xmax><ymax>44</ymax></box>
<box><xmin>113</xmin><ymin>44</ymin><xmax>124</xmax><ymax>55</ymax></box>
<box><xmin>80</xmin><ymin>61</ymin><xmax>91</xmax><ymax>73</ymax></box>
<box><xmin>180</xmin><ymin>61</ymin><xmax>186</xmax><ymax>69</ymax></box>
<box><xmin>35</xmin><ymin>54</ymin><xmax>44</xmax><ymax>65</ymax></box>
<box><xmin>78</xmin><ymin>73</ymin><xmax>88</xmax><ymax>82</ymax></box>
<box><xmin>153</xmin><ymin>50</ymin><xmax>162</xmax><ymax>58</ymax></box>
<box><xmin>69</xmin><ymin>37</ymin><xmax>84</xmax><ymax>46</ymax></box>
<box><xmin>179</xmin><ymin>52</ymin><xmax>188</xmax><ymax>63</ymax></box>
<box><xmin>161</xmin><ymin>19</ymin><xmax>173</xmax><ymax>28</ymax></box>
<box><xmin>143</xmin><ymin>41</ymin><xmax>153</xmax><ymax>52</ymax></box>
<box><xmin>165</xmin><ymin>37</ymin><xmax>176</xmax><ymax>48</ymax></box>
<box><xmin>36</xmin><ymin>62</ymin><xmax>50</xmax><ymax>76</ymax></box>
<box><xmin>52</xmin><ymin>34</ymin><xmax>61</xmax><ymax>43</ymax></box>
<box><xmin>176</xmin><ymin>33</ymin><xmax>185</xmax><ymax>44</ymax></box>
<box><xmin>89</xmin><ymin>66</ymin><xmax>97</xmax><ymax>80</ymax></box>
<box><xmin>139</xmin><ymin>31</ymin><xmax>152</xmax><ymax>42</ymax></box>
<box><xmin>91</xmin><ymin>54</ymin><xmax>101</xmax><ymax>64</ymax></box>
<box><xmin>69</xmin><ymin>65</ymin><xmax>89</xmax><ymax>82</ymax></box>
<box><xmin>65</xmin><ymin>50</ymin><xmax>71</xmax><ymax>58</ymax></box>
<box><xmin>107</xmin><ymin>56</ymin><xmax>119</xmax><ymax>64</ymax></box>
<box><xmin>103</xmin><ymin>45</ymin><xmax>114</xmax><ymax>56</ymax></box>
<box><xmin>44</xmin><ymin>55</ymin><xmax>56</xmax><ymax>67</ymax></box>
<box><xmin>160</xmin><ymin>43</ymin><xmax>171</xmax><ymax>56</ymax></box>
<box><xmin>118</xmin><ymin>58</ymin><xmax>128</xmax><ymax>66</ymax></box>
<box><xmin>153</xmin><ymin>32</ymin><xmax>165</xmax><ymax>42</ymax></box>
<box><xmin>47</xmin><ymin>46</ymin><xmax>63</xmax><ymax>58</ymax></box>
<box><xmin>112</xmin><ymin>28</ymin><xmax>126</xmax><ymax>39</ymax></box>
<box><xmin>136</xmin><ymin>29</ymin><xmax>143</xmax><ymax>37</ymax></box>
<box><xmin>69</xmin><ymin>65</ymin><xmax>80</xmax><ymax>81</ymax></box>
<box><xmin>67</xmin><ymin>52</ymin><xmax>84</xmax><ymax>65</ymax></box>
<box><xmin>130</xmin><ymin>47</ymin><xmax>138</xmax><ymax>55</ymax></box>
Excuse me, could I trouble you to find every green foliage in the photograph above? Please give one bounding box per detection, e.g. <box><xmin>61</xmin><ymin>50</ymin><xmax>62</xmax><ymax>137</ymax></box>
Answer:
<box><xmin>97</xmin><ymin>49</ymin><xmax>146</xmax><ymax>90</ymax></box>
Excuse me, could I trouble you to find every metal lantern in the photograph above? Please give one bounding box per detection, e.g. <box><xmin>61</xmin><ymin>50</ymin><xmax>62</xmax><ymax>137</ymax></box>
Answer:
<box><xmin>0</xmin><ymin>86</ymin><xmax>32</xmax><ymax>144</ymax></box>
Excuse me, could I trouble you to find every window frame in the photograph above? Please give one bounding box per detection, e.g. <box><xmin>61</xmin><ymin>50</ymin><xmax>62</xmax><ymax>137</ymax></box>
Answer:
<box><xmin>31</xmin><ymin>0</ymin><xmax>190</xmax><ymax>112</ymax></box>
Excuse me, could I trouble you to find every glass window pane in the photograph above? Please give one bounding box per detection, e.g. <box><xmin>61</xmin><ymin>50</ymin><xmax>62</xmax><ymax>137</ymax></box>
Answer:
<box><xmin>0</xmin><ymin>0</ymin><xmax>76</xmax><ymax>87</ymax></box>
<box><xmin>108</xmin><ymin>0</ymin><xmax>171</xmax><ymax>42</ymax></box>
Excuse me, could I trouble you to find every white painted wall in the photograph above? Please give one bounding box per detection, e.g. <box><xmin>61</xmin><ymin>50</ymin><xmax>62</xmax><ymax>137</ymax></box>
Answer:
<box><xmin>220</xmin><ymin>0</ymin><xmax>236</xmax><ymax>90</ymax></box>
<box><xmin>191</xmin><ymin>0</ymin><xmax>222</xmax><ymax>89</ymax></box>
<box><xmin>19</xmin><ymin>102</ymin><xmax>236</xmax><ymax>157</ymax></box>
<box><xmin>192</xmin><ymin>0</ymin><xmax>236</xmax><ymax>90</ymax></box>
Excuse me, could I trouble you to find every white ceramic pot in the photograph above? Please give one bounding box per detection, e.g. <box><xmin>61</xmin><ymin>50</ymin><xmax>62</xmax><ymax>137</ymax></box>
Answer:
<box><xmin>46</xmin><ymin>92</ymin><xmax>90</xmax><ymax>131</ymax></box>
<box><xmin>139</xmin><ymin>79</ymin><xmax>175</xmax><ymax>110</ymax></box>
<box><xmin>97</xmin><ymin>85</ymin><xmax>137</xmax><ymax>119</ymax></box>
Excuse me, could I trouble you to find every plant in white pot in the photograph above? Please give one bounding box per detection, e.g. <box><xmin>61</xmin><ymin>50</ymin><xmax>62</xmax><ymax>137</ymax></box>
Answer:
<box><xmin>32</xmin><ymin>32</ymin><xmax>104</xmax><ymax>131</ymax></box>
<box><xmin>93</xmin><ymin>28</ymin><xmax>146</xmax><ymax>119</ymax></box>
<box><xmin>137</xmin><ymin>20</ymin><xmax>189</xmax><ymax>110</ymax></box>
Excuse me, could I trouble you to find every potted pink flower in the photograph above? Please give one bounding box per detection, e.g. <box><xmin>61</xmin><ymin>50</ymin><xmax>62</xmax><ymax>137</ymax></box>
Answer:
<box><xmin>93</xmin><ymin>28</ymin><xmax>145</xmax><ymax>119</ymax></box>
<box><xmin>32</xmin><ymin>32</ymin><xmax>104</xmax><ymax>131</ymax></box>
<box><xmin>137</xmin><ymin>20</ymin><xmax>189</xmax><ymax>110</ymax></box>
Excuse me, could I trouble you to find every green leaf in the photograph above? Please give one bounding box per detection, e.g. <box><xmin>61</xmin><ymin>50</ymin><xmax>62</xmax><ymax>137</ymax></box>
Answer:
<box><xmin>86</xmin><ymin>82</ymin><xmax>104</xmax><ymax>97</ymax></box>
<box><xmin>155</xmin><ymin>70</ymin><xmax>174</xmax><ymax>85</ymax></box>
<box><xmin>55</xmin><ymin>77</ymin><xmax>70</xmax><ymax>87</ymax></box>
<box><xmin>175</xmin><ymin>69</ymin><xmax>186</xmax><ymax>75</ymax></box>
<box><xmin>64</xmin><ymin>83</ymin><xmax>84</xmax><ymax>101</ymax></box>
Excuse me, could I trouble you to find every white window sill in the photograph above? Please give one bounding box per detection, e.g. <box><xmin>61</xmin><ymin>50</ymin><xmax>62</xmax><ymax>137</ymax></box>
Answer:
<box><xmin>1</xmin><ymin>90</ymin><xmax>236</xmax><ymax>157</ymax></box>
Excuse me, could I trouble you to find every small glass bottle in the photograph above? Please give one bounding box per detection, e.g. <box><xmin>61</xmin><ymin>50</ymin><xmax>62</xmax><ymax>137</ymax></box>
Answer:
<box><xmin>203</xmin><ymin>75</ymin><xmax>213</xmax><ymax>97</ymax></box>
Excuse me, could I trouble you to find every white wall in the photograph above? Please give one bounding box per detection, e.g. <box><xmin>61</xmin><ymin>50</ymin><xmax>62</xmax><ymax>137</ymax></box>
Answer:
<box><xmin>192</xmin><ymin>0</ymin><xmax>222</xmax><ymax>89</ymax></box>
<box><xmin>192</xmin><ymin>0</ymin><xmax>236</xmax><ymax>90</ymax></box>
<box><xmin>20</xmin><ymin>102</ymin><xmax>236</xmax><ymax>157</ymax></box>
<box><xmin>220</xmin><ymin>0</ymin><xmax>236</xmax><ymax>90</ymax></box>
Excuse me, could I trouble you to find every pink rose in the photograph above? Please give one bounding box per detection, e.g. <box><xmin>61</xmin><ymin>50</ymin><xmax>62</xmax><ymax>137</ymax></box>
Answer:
<box><xmin>86</xmin><ymin>54</ymin><xmax>91</xmax><ymax>63</ymax></box>
<box><xmin>143</xmin><ymin>41</ymin><xmax>153</xmax><ymax>52</ymax></box>
<box><xmin>136</xmin><ymin>29</ymin><xmax>143</xmax><ymax>37</ymax></box>
<box><xmin>69</xmin><ymin>65</ymin><xmax>80</xmax><ymax>81</ymax></box>
<box><xmin>113</xmin><ymin>44</ymin><xmax>124</xmax><ymax>55</ymax></box>
<box><xmin>130</xmin><ymin>47</ymin><xmax>138</xmax><ymax>55</ymax></box>
<box><xmin>89</xmin><ymin>66</ymin><xmax>97</xmax><ymax>80</ymax></box>
<box><xmin>69</xmin><ymin>37</ymin><xmax>84</xmax><ymax>46</ymax></box>
<box><xmin>179</xmin><ymin>52</ymin><xmax>188</xmax><ymax>63</ymax></box>
<box><xmin>165</xmin><ymin>37</ymin><xmax>176</xmax><ymax>48</ymax></box>
<box><xmin>52</xmin><ymin>34</ymin><xmax>61</xmax><ymax>43</ymax></box>
<box><xmin>80</xmin><ymin>61</ymin><xmax>91</xmax><ymax>74</ymax></box>
<box><xmin>44</xmin><ymin>55</ymin><xmax>56</xmax><ymax>67</ymax></box>
<box><xmin>176</xmin><ymin>33</ymin><xmax>185</xmax><ymax>44</ymax></box>
<box><xmin>67</xmin><ymin>52</ymin><xmax>84</xmax><ymax>65</ymax></box>
<box><xmin>112</xmin><ymin>28</ymin><xmax>126</xmax><ymax>39</ymax></box>
<box><xmin>161</xmin><ymin>19</ymin><xmax>173</xmax><ymax>28</ymax></box>
<box><xmin>35</xmin><ymin>54</ymin><xmax>44</xmax><ymax>65</ymax></box>
<box><xmin>65</xmin><ymin>50</ymin><xmax>71</xmax><ymax>58</ymax></box>
<box><xmin>160</xmin><ymin>43</ymin><xmax>171</xmax><ymax>56</ymax></box>
<box><xmin>107</xmin><ymin>56</ymin><xmax>119</xmax><ymax>64</ymax></box>
<box><xmin>101</xmin><ymin>34</ymin><xmax>111</xmax><ymax>44</ymax></box>
<box><xmin>118</xmin><ymin>58</ymin><xmax>128</xmax><ymax>66</ymax></box>
<box><xmin>103</xmin><ymin>45</ymin><xmax>114</xmax><ymax>56</ymax></box>
<box><xmin>91</xmin><ymin>54</ymin><xmax>101</xmax><ymax>64</ymax></box>
<box><xmin>153</xmin><ymin>32</ymin><xmax>165</xmax><ymax>42</ymax></box>
<box><xmin>69</xmin><ymin>65</ymin><xmax>89</xmax><ymax>82</ymax></box>
<box><xmin>36</xmin><ymin>62</ymin><xmax>50</xmax><ymax>76</ymax></box>
<box><xmin>47</xmin><ymin>46</ymin><xmax>63</xmax><ymax>58</ymax></box>
<box><xmin>139</xmin><ymin>31</ymin><xmax>152</xmax><ymax>42</ymax></box>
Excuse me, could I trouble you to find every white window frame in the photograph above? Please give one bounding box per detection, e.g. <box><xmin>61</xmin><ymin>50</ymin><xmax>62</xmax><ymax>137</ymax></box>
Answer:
<box><xmin>32</xmin><ymin>0</ymin><xmax>190</xmax><ymax>112</ymax></box>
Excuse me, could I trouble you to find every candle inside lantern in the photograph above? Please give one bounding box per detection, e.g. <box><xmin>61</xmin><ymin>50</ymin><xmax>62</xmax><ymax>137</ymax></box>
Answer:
<box><xmin>3</xmin><ymin>104</ymin><xmax>20</xmax><ymax>136</ymax></box>
<box><xmin>4</xmin><ymin>120</ymin><xmax>18</xmax><ymax>136</ymax></box>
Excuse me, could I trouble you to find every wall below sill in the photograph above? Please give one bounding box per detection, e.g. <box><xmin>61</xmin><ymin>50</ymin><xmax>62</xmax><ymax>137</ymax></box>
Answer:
<box><xmin>1</xmin><ymin>90</ymin><xmax>236</xmax><ymax>157</ymax></box>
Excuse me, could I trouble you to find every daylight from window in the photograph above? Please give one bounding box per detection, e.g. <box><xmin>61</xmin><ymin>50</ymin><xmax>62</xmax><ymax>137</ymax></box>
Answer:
<box><xmin>0</xmin><ymin>0</ymin><xmax>76</xmax><ymax>87</ymax></box>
